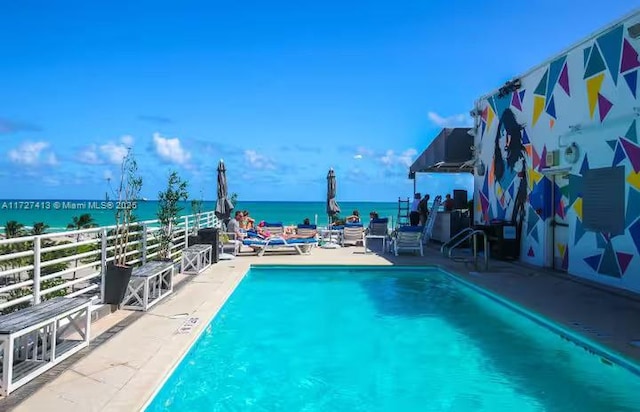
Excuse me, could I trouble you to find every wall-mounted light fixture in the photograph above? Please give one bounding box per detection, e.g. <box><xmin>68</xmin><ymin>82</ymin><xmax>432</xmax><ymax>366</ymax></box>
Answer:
<box><xmin>628</xmin><ymin>23</ymin><xmax>640</xmax><ymax>39</ymax></box>
<box><xmin>568</xmin><ymin>124</ymin><xmax>582</xmax><ymax>133</ymax></box>
<box><xmin>563</xmin><ymin>142</ymin><xmax>580</xmax><ymax>164</ymax></box>
<box><xmin>497</xmin><ymin>78</ymin><xmax>522</xmax><ymax>98</ymax></box>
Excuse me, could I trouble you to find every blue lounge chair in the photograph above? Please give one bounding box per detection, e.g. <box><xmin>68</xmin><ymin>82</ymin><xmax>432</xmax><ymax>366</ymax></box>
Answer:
<box><xmin>242</xmin><ymin>236</ymin><xmax>317</xmax><ymax>256</ymax></box>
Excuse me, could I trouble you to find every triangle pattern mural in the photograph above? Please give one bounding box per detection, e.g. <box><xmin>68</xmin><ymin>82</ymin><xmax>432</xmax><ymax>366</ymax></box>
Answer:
<box><xmin>535</xmin><ymin>70</ymin><xmax>549</xmax><ymax>96</ymax></box>
<box><xmin>624</xmin><ymin>70</ymin><xmax>638</xmax><ymax>98</ymax></box>
<box><xmin>598</xmin><ymin>241</ymin><xmax>621</xmax><ymax>278</ymax></box>
<box><xmin>586</xmin><ymin>73</ymin><xmax>605</xmax><ymax>119</ymax></box>
<box><xmin>621</xmin><ymin>38</ymin><xmax>640</xmax><ymax>73</ymax></box>
<box><xmin>626</xmin><ymin>188</ymin><xmax>640</xmax><ymax>228</ymax></box>
<box><xmin>580</xmin><ymin>154</ymin><xmax>590</xmax><ymax>175</ymax></box>
<box><xmin>629</xmin><ymin>219</ymin><xmax>640</xmax><ymax>255</ymax></box>
<box><xmin>511</xmin><ymin>91</ymin><xmax>522</xmax><ymax>111</ymax></box>
<box><xmin>616</xmin><ymin>252</ymin><xmax>633</xmax><ymax>276</ymax></box>
<box><xmin>626</xmin><ymin>119</ymin><xmax>638</xmax><ymax>143</ymax></box>
<box><xmin>546</xmin><ymin>95</ymin><xmax>557</xmax><ymax>119</ymax></box>
<box><xmin>584</xmin><ymin>44</ymin><xmax>607</xmax><ymax>79</ymax></box>
<box><xmin>613</xmin><ymin>141</ymin><xmax>627</xmax><ymax>166</ymax></box>
<box><xmin>595</xmin><ymin>24</ymin><xmax>623</xmax><ymax>85</ymax></box>
<box><xmin>597</xmin><ymin>94</ymin><xmax>613</xmax><ymax>122</ymax></box>
<box><xmin>547</xmin><ymin>55</ymin><xmax>567</xmax><ymax>101</ymax></box>
<box><xmin>528</xmin><ymin>246</ymin><xmax>535</xmax><ymax>257</ymax></box>
<box><xmin>607</xmin><ymin>139</ymin><xmax>618</xmax><ymax>150</ymax></box>
<box><xmin>574</xmin><ymin>217</ymin><xmax>586</xmax><ymax>244</ymax></box>
<box><xmin>519</xmin><ymin>90</ymin><xmax>526</xmax><ymax>105</ymax></box>
<box><xmin>584</xmin><ymin>254</ymin><xmax>602</xmax><ymax>272</ymax></box>
<box><xmin>522</xmin><ymin>129</ymin><xmax>530</xmax><ymax>145</ymax></box>
<box><xmin>621</xmin><ymin>138</ymin><xmax>640</xmax><ymax>173</ymax></box>
<box><xmin>559</xmin><ymin>63</ymin><xmax>570</xmax><ymax>96</ymax></box>
<box><xmin>583</xmin><ymin>46</ymin><xmax>592</xmax><ymax>68</ymax></box>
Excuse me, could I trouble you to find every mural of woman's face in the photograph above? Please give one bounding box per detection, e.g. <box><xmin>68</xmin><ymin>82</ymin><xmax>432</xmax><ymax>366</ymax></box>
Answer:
<box><xmin>500</xmin><ymin>125</ymin><xmax>512</xmax><ymax>159</ymax></box>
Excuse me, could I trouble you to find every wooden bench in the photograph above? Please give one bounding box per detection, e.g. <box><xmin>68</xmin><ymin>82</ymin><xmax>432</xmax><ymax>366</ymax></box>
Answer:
<box><xmin>0</xmin><ymin>297</ymin><xmax>91</xmax><ymax>396</ymax></box>
<box><xmin>121</xmin><ymin>261</ymin><xmax>174</xmax><ymax>312</ymax></box>
<box><xmin>180</xmin><ymin>244</ymin><xmax>213</xmax><ymax>275</ymax></box>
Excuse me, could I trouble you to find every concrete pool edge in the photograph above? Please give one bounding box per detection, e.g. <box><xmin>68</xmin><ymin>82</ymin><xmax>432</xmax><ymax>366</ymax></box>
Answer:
<box><xmin>137</xmin><ymin>267</ymin><xmax>250</xmax><ymax>412</ymax></box>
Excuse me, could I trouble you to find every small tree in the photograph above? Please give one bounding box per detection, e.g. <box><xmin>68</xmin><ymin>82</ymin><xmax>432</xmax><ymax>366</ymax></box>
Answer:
<box><xmin>156</xmin><ymin>171</ymin><xmax>189</xmax><ymax>260</ymax></box>
<box><xmin>31</xmin><ymin>222</ymin><xmax>49</xmax><ymax>235</ymax></box>
<box><xmin>113</xmin><ymin>149</ymin><xmax>143</xmax><ymax>267</ymax></box>
<box><xmin>230</xmin><ymin>192</ymin><xmax>238</xmax><ymax>205</ymax></box>
<box><xmin>190</xmin><ymin>196</ymin><xmax>204</xmax><ymax>235</ymax></box>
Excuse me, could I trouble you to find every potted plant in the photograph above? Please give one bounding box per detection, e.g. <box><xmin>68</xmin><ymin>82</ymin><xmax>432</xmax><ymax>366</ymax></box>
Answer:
<box><xmin>104</xmin><ymin>149</ymin><xmax>143</xmax><ymax>305</ymax></box>
<box><xmin>156</xmin><ymin>171</ymin><xmax>189</xmax><ymax>261</ymax></box>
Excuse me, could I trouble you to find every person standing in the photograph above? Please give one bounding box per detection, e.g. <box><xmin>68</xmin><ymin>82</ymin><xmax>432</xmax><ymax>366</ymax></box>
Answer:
<box><xmin>418</xmin><ymin>194</ymin><xmax>430</xmax><ymax>226</ymax></box>
<box><xmin>410</xmin><ymin>193</ymin><xmax>421</xmax><ymax>226</ymax></box>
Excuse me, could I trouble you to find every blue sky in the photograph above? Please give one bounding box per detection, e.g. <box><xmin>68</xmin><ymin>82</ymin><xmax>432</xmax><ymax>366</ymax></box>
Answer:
<box><xmin>1</xmin><ymin>1</ymin><xmax>639</xmax><ymax>201</ymax></box>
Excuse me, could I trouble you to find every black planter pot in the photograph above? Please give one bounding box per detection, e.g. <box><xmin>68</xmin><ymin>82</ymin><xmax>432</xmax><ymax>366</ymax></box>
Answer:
<box><xmin>187</xmin><ymin>235</ymin><xmax>201</xmax><ymax>246</ymax></box>
<box><xmin>104</xmin><ymin>263</ymin><xmax>133</xmax><ymax>305</ymax></box>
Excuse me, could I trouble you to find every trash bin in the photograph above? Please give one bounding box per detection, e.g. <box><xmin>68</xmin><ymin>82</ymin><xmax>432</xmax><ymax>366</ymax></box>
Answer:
<box><xmin>197</xmin><ymin>228</ymin><xmax>220</xmax><ymax>263</ymax></box>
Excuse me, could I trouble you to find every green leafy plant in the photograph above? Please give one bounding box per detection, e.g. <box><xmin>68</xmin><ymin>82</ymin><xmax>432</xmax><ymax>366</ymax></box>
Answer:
<box><xmin>113</xmin><ymin>149</ymin><xmax>143</xmax><ymax>267</ymax></box>
<box><xmin>230</xmin><ymin>192</ymin><xmax>238</xmax><ymax>205</ymax></box>
<box><xmin>156</xmin><ymin>171</ymin><xmax>189</xmax><ymax>260</ymax></box>
<box><xmin>190</xmin><ymin>196</ymin><xmax>204</xmax><ymax>235</ymax></box>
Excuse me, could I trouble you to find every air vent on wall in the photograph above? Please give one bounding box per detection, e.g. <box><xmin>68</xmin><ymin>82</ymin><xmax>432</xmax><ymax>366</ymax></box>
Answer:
<box><xmin>628</xmin><ymin>23</ymin><xmax>640</xmax><ymax>39</ymax></box>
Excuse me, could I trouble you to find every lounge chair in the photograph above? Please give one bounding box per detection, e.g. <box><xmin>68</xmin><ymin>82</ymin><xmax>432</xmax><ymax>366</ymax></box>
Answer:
<box><xmin>296</xmin><ymin>224</ymin><xmax>318</xmax><ymax>247</ymax></box>
<box><xmin>364</xmin><ymin>218</ymin><xmax>390</xmax><ymax>254</ymax></box>
<box><xmin>341</xmin><ymin>223</ymin><xmax>364</xmax><ymax>246</ymax></box>
<box><xmin>263</xmin><ymin>222</ymin><xmax>284</xmax><ymax>237</ymax></box>
<box><xmin>242</xmin><ymin>236</ymin><xmax>316</xmax><ymax>256</ymax></box>
<box><xmin>219</xmin><ymin>232</ymin><xmax>241</xmax><ymax>256</ymax></box>
<box><xmin>391</xmin><ymin>226</ymin><xmax>424</xmax><ymax>256</ymax></box>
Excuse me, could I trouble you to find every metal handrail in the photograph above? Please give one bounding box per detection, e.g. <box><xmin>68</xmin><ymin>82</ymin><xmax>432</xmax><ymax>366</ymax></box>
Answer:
<box><xmin>440</xmin><ymin>227</ymin><xmax>474</xmax><ymax>254</ymax></box>
<box><xmin>445</xmin><ymin>229</ymin><xmax>489</xmax><ymax>271</ymax></box>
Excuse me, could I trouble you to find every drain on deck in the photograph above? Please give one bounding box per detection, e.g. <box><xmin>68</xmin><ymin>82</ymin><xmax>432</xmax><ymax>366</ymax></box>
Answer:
<box><xmin>177</xmin><ymin>317</ymin><xmax>200</xmax><ymax>334</ymax></box>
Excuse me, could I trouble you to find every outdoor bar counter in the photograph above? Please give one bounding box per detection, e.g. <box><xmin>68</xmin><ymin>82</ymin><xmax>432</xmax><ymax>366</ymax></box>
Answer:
<box><xmin>430</xmin><ymin>210</ymin><xmax>470</xmax><ymax>243</ymax></box>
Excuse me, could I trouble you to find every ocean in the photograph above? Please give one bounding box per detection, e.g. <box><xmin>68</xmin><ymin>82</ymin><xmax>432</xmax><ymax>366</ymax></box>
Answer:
<box><xmin>0</xmin><ymin>200</ymin><xmax>400</xmax><ymax>233</ymax></box>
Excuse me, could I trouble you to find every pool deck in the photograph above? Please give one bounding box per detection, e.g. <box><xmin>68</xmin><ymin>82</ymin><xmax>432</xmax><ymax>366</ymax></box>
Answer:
<box><xmin>5</xmin><ymin>243</ymin><xmax>640</xmax><ymax>411</ymax></box>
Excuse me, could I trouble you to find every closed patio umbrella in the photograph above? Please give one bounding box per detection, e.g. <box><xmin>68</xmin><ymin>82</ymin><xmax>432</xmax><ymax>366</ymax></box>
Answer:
<box><xmin>326</xmin><ymin>168</ymin><xmax>340</xmax><ymax>223</ymax></box>
<box><xmin>215</xmin><ymin>160</ymin><xmax>234</xmax><ymax>227</ymax></box>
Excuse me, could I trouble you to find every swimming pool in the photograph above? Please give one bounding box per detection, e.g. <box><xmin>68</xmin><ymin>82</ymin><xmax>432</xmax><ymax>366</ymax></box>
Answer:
<box><xmin>145</xmin><ymin>265</ymin><xmax>640</xmax><ymax>411</ymax></box>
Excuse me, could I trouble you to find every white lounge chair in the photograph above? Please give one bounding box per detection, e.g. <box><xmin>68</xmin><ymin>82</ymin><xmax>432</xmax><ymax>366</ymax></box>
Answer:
<box><xmin>341</xmin><ymin>223</ymin><xmax>364</xmax><ymax>246</ymax></box>
<box><xmin>391</xmin><ymin>226</ymin><xmax>424</xmax><ymax>256</ymax></box>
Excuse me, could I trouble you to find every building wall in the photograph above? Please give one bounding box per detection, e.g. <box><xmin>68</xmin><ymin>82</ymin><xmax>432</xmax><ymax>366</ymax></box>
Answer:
<box><xmin>473</xmin><ymin>13</ymin><xmax>640</xmax><ymax>293</ymax></box>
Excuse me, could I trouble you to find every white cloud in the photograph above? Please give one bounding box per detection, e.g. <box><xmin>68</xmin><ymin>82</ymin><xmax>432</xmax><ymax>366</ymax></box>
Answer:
<box><xmin>120</xmin><ymin>135</ymin><xmax>134</xmax><ymax>146</ymax></box>
<box><xmin>427</xmin><ymin>111</ymin><xmax>473</xmax><ymax>127</ymax></box>
<box><xmin>42</xmin><ymin>176</ymin><xmax>60</xmax><ymax>186</ymax></box>
<box><xmin>244</xmin><ymin>150</ymin><xmax>276</xmax><ymax>170</ymax></box>
<box><xmin>153</xmin><ymin>132</ymin><xmax>191</xmax><ymax>165</ymax></box>
<box><xmin>353</xmin><ymin>154</ymin><xmax>363</xmax><ymax>160</ymax></box>
<box><xmin>8</xmin><ymin>141</ymin><xmax>58</xmax><ymax>167</ymax></box>
<box><xmin>379</xmin><ymin>148</ymin><xmax>418</xmax><ymax>168</ymax></box>
<box><xmin>100</xmin><ymin>142</ymin><xmax>129</xmax><ymax>164</ymax></box>
<box><xmin>77</xmin><ymin>145</ymin><xmax>103</xmax><ymax>164</ymax></box>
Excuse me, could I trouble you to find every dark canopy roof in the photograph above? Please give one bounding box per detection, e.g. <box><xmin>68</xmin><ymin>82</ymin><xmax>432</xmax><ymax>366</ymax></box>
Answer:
<box><xmin>409</xmin><ymin>127</ymin><xmax>474</xmax><ymax>177</ymax></box>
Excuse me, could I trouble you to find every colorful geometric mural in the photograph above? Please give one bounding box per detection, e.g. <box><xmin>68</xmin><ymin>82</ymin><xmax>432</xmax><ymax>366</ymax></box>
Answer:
<box><xmin>475</xmin><ymin>20</ymin><xmax>640</xmax><ymax>292</ymax></box>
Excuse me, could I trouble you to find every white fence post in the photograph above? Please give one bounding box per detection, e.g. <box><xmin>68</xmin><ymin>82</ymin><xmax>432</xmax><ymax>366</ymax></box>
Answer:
<box><xmin>184</xmin><ymin>216</ymin><xmax>189</xmax><ymax>247</ymax></box>
<box><xmin>101</xmin><ymin>227</ymin><xmax>107</xmax><ymax>303</ymax></box>
<box><xmin>141</xmin><ymin>223</ymin><xmax>148</xmax><ymax>264</ymax></box>
<box><xmin>33</xmin><ymin>236</ymin><xmax>41</xmax><ymax>305</ymax></box>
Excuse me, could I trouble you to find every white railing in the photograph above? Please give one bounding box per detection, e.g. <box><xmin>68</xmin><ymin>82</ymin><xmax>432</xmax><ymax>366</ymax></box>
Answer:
<box><xmin>0</xmin><ymin>211</ymin><xmax>220</xmax><ymax>314</ymax></box>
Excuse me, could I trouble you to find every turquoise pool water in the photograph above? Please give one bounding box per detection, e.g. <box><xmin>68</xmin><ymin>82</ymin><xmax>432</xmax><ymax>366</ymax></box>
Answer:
<box><xmin>146</xmin><ymin>266</ymin><xmax>640</xmax><ymax>411</ymax></box>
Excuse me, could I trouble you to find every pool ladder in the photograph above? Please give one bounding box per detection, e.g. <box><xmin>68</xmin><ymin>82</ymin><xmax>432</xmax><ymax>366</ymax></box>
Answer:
<box><xmin>440</xmin><ymin>228</ymin><xmax>489</xmax><ymax>271</ymax></box>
